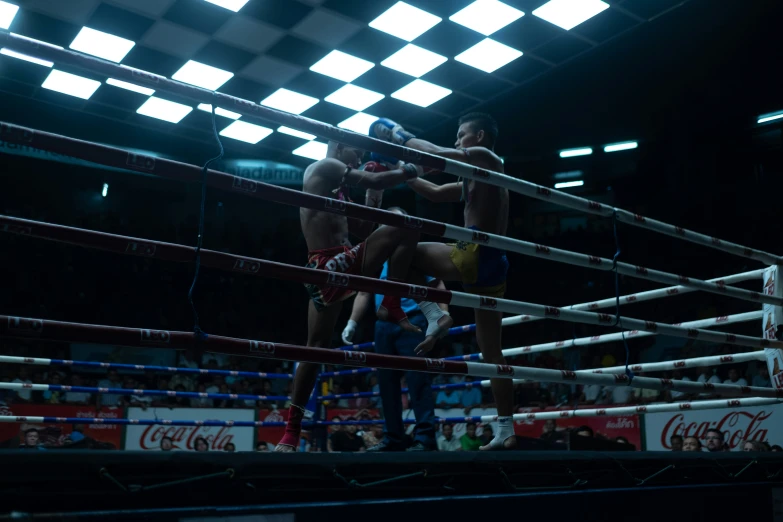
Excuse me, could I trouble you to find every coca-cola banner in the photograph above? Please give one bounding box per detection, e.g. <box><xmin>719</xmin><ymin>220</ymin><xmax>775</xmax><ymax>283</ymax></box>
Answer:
<box><xmin>0</xmin><ymin>404</ymin><xmax>123</xmax><ymax>449</ymax></box>
<box><xmin>124</xmin><ymin>407</ymin><xmax>256</xmax><ymax>451</ymax></box>
<box><xmin>644</xmin><ymin>403</ymin><xmax>781</xmax><ymax>451</ymax></box>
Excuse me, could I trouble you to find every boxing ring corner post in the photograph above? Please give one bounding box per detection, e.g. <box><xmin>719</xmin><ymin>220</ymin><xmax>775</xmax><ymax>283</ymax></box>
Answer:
<box><xmin>762</xmin><ymin>265</ymin><xmax>783</xmax><ymax>390</ymax></box>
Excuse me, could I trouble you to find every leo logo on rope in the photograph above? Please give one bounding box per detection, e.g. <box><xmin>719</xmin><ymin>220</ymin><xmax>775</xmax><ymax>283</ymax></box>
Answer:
<box><xmin>726</xmin><ymin>400</ymin><xmax>741</xmax><ymax>407</ymax></box>
<box><xmin>588</xmin><ymin>256</ymin><xmax>602</xmax><ymax>265</ymax></box>
<box><xmin>232</xmin><ymin>176</ymin><xmax>257</xmax><ymax>193</ymax></box>
<box><xmin>545</xmin><ymin>307</ymin><xmax>560</xmax><ymax>317</ymax></box>
<box><xmin>675</xmin><ymin>226</ymin><xmax>685</xmax><ymax>235</ymax></box>
<box><xmin>403</xmin><ymin>216</ymin><xmax>423</xmax><ymax>229</ymax></box>
<box><xmin>598</xmin><ymin>314</ymin><xmax>614</xmax><ymax>324</ymax></box>
<box><xmin>130</xmin><ymin>67</ymin><xmax>161</xmax><ymax>85</ymax></box>
<box><xmin>141</xmin><ymin>329</ymin><xmax>170</xmax><ymax>344</ymax></box>
<box><xmin>327</xmin><ymin>272</ymin><xmax>350</xmax><ymax>287</ymax></box>
<box><xmin>472</xmin><ymin>167</ymin><xmax>490</xmax><ymax>179</ymax></box>
<box><xmin>126</xmin><ymin>153</ymin><xmax>155</xmax><ymax>172</ymax></box>
<box><xmin>472</xmin><ymin>231</ymin><xmax>490</xmax><ymax>243</ymax></box>
<box><xmin>644</xmin><ymin>321</ymin><xmax>658</xmax><ymax>331</ymax></box>
<box><xmin>667</xmin><ymin>288</ymin><xmax>680</xmax><ymax>295</ymax></box>
<box><xmin>8</xmin><ymin>317</ymin><xmax>43</xmax><ymax>334</ymax></box>
<box><xmin>686</xmin><ymin>329</ymin><xmax>699</xmax><ymax>338</ymax></box>
<box><xmin>679</xmin><ymin>403</ymin><xmax>691</xmax><ymax>410</ymax></box>
<box><xmin>635</xmin><ymin>406</ymin><xmax>647</xmax><ymax>413</ymax></box>
<box><xmin>614</xmin><ymin>374</ymin><xmax>630</xmax><ymax>384</ymax></box>
<box><xmin>715</xmin><ymin>316</ymin><xmax>728</xmax><ymax>323</ymax></box>
<box><xmin>560</xmin><ymin>411</ymin><xmax>571</xmax><ymax>417</ymax></box>
<box><xmin>126</xmin><ymin>241</ymin><xmax>156</xmax><ymax>257</ymax></box>
<box><xmin>536</xmin><ymin>186</ymin><xmax>551</xmax><ymax>197</ymax></box>
<box><xmin>345</xmin><ymin>351</ymin><xmax>367</xmax><ymax>364</ymax></box>
<box><xmin>702</xmin><ymin>383</ymin><xmax>714</xmax><ymax>391</ymax></box>
<box><xmin>720</xmin><ymin>355</ymin><xmax>734</xmax><ymax>363</ymax></box>
<box><xmin>409</xmin><ymin>285</ymin><xmax>428</xmax><ymax>299</ymax></box>
<box><xmin>596</xmin><ymin>409</ymin><xmax>607</xmax><ymax>416</ymax></box>
<box><xmin>233</xmin><ymin>258</ymin><xmax>260</xmax><ymax>274</ymax></box>
<box><xmin>673</xmin><ymin>361</ymin><xmax>686</xmax><ymax>368</ymax></box>
<box><xmin>526</xmin><ymin>413</ymin><xmax>536</xmax><ymax>420</ymax></box>
<box><xmin>480</xmin><ymin>297</ymin><xmax>497</xmax><ymax>309</ymax></box>
<box><xmin>425</xmin><ymin>359</ymin><xmax>447</xmax><ymax>371</ymax></box>
<box><xmin>231</xmin><ymin>96</ymin><xmax>260</xmax><ymax>114</ymax></box>
<box><xmin>2</xmin><ymin>224</ymin><xmax>32</xmax><ymax>235</ymax></box>
<box><xmin>324</xmin><ymin>198</ymin><xmax>346</xmax><ymax>213</ymax></box>
<box><xmin>249</xmin><ymin>341</ymin><xmax>275</xmax><ymax>356</ymax></box>
<box><xmin>535</xmin><ymin>245</ymin><xmax>550</xmax><ymax>255</ymax></box>
<box><xmin>633</xmin><ymin>214</ymin><xmax>645</xmax><ymax>222</ymax></box>
<box><xmin>496</xmin><ymin>365</ymin><xmax>514</xmax><ymax>377</ymax></box>
<box><xmin>660</xmin><ymin>379</ymin><xmax>674</xmax><ymax>388</ymax></box>
<box><xmin>560</xmin><ymin>370</ymin><xmax>577</xmax><ymax>381</ymax></box>
<box><xmin>0</xmin><ymin>124</ymin><xmax>34</xmax><ymax>143</ymax></box>
<box><xmin>636</xmin><ymin>266</ymin><xmax>648</xmax><ymax>275</ymax></box>
<box><xmin>588</xmin><ymin>201</ymin><xmax>602</xmax><ymax>211</ymax></box>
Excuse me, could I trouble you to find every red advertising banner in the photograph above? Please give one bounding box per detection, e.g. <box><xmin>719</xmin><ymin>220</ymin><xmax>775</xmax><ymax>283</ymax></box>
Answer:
<box><xmin>0</xmin><ymin>404</ymin><xmax>124</xmax><ymax>449</ymax></box>
<box><xmin>513</xmin><ymin>407</ymin><xmax>642</xmax><ymax>449</ymax></box>
<box><xmin>257</xmin><ymin>408</ymin><xmax>382</xmax><ymax>448</ymax></box>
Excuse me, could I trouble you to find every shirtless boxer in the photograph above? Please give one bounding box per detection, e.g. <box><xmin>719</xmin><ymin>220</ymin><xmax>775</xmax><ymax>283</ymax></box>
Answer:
<box><xmin>275</xmin><ymin>141</ymin><xmax>448</xmax><ymax>452</ymax></box>
<box><xmin>370</xmin><ymin>113</ymin><xmax>516</xmax><ymax>451</ymax></box>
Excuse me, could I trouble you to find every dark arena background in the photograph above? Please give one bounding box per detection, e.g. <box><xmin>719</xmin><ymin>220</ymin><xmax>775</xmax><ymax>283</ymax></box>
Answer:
<box><xmin>1</xmin><ymin>0</ymin><xmax>783</xmax><ymax>520</ymax></box>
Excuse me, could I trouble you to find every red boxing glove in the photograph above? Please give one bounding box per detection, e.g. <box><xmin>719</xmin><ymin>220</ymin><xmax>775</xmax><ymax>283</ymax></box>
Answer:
<box><xmin>361</xmin><ymin>161</ymin><xmax>390</xmax><ymax>173</ymax></box>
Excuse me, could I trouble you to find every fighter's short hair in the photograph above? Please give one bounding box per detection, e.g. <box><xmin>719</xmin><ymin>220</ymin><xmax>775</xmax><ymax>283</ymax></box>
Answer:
<box><xmin>458</xmin><ymin>112</ymin><xmax>499</xmax><ymax>143</ymax></box>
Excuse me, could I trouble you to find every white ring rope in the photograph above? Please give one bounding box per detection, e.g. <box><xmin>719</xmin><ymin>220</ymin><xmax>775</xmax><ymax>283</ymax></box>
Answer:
<box><xmin>583</xmin><ymin>351</ymin><xmax>766</xmax><ymax>375</ymax></box>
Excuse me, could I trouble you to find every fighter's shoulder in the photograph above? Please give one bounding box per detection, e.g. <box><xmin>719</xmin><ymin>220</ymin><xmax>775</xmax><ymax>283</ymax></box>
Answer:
<box><xmin>464</xmin><ymin>147</ymin><xmax>503</xmax><ymax>171</ymax></box>
<box><xmin>307</xmin><ymin>157</ymin><xmax>347</xmax><ymax>178</ymax></box>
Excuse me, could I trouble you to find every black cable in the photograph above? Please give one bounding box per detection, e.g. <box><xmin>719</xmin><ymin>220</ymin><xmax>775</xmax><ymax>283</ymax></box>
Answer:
<box><xmin>611</xmin><ymin>210</ymin><xmax>634</xmax><ymax>384</ymax></box>
<box><xmin>188</xmin><ymin>99</ymin><xmax>225</xmax><ymax>341</ymax></box>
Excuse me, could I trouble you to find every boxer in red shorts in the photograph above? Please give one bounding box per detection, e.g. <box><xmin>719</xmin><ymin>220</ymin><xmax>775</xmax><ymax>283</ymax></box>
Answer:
<box><xmin>276</xmin><ymin>141</ymin><xmax>450</xmax><ymax>452</ymax></box>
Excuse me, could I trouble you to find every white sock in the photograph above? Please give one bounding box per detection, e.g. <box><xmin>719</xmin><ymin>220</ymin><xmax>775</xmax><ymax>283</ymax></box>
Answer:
<box><xmin>418</xmin><ymin>301</ymin><xmax>449</xmax><ymax>336</ymax></box>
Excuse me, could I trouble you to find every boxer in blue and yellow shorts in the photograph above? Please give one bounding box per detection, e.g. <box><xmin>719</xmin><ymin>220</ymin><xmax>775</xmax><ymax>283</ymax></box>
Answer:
<box><xmin>448</xmin><ymin>226</ymin><xmax>509</xmax><ymax>298</ymax></box>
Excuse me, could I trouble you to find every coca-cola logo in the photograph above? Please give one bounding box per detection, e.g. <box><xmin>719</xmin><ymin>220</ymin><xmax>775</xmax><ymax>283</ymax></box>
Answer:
<box><xmin>425</xmin><ymin>359</ymin><xmax>446</xmax><ymax>371</ymax></box>
<box><xmin>233</xmin><ymin>258</ymin><xmax>260</xmax><ymax>274</ymax></box>
<box><xmin>535</xmin><ymin>244</ymin><xmax>550</xmax><ymax>255</ymax></box>
<box><xmin>344</xmin><ymin>351</ymin><xmax>367</xmax><ymax>365</ymax></box>
<box><xmin>126</xmin><ymin>241</ymin><xmax>156</xmax><ymax>257</ymax></box>
<box><xmin>7</xmin><ymin>317</ymin><xmax>43</xmax><ymax>335</ymax></box>
<box><xmin>141</xmin><ymin>329</ymin><xmax>170</xmax><ymax>345</ymax></box>
<box><xmin>545</xmin><ymin>307</ymin><xmax>559</xmax><ymax>317</ymax></box>
<box><xmin>473</xmin><ymin>167</ymin><xmax>490</xmax><ymax>179</ymax></box>
<box><xmin>560</xmin><ymin>370</ymin><xmax>576</xmax><ymax>381</ymax></box>
<box><xmin>126</xmin><ymin>153</ymin><xmax>155</xmax><ymax>172</ymax></box>
<box><xmin>327</xmin><ymin>272</ymin><xmax>350</xmax><ymax>287</ymax></box>
<box><xmin>472</xmin><ymin>231</ymin><xmax>490</xmax><ymax>244</ymax></box>
<box><xmin>403</xmin><ymin>216</ymin><xmax>423</xmax><ymax>229</ymax></box>
<box><xmin>137</xmin><ymin>425</ymin><xmax>236</xmax><ymax>451</ymax></box>
<box><xmin>659</xmin><ymin>410</ymin><xmax>774</xmax><ymax>450</ymax></box>
<box><xmin>0</xmin><ymin>123</ymin><xmax>34</xmax><ymax>142</ymax></box>
<box><xmin>480</xmin><ymin>297</ymin><xmax>497</xmax><ymax>309</ymax></box>
<box><xmin>496</xmin><ymin>365</ymin><xmax>514</xmax><ymax>377</ymax></box>
<box><xmin>537</xmin><ymin>186</ymin><xmax>551</xmax><ymax>197</ymax></box>
<box><xmin>588</xmin><ymin>256</ymin><xmax>602</xmax><ymax>266</ymax></box>
<box><xmin>408</xmin><ymin>285</ymin><xmax>428</xmax><ymax>299</ymax></box>
<box><xmin>232</xmin><ymin>176</ymin><xmax>257</xmax><ymax>193</ymax></box>
<box><xmin>249</xmin><ymin>341</ymin><xmax>275</xmax><ymax>356</ymax></box>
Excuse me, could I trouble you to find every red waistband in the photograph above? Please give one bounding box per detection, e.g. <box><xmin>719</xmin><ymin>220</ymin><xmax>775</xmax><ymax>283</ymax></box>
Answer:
<box><xmin>308</xmin><ymin>245</ymin><xmax>350</xmax><ymax>257</ymax></box>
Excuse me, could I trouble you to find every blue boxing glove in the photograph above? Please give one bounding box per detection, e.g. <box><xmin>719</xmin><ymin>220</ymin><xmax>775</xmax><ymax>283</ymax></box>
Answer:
<box><xmin>369</xmin><ymin>118</ymin><xmax>416</xmax><ymax>145</ymax></box>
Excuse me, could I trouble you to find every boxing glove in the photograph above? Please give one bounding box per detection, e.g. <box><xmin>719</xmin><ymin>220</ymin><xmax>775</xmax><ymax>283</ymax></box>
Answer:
<box><xmin>369</xmin><ymin>118</ymin><xmax>416</xmax><ymax>145</ymax></box>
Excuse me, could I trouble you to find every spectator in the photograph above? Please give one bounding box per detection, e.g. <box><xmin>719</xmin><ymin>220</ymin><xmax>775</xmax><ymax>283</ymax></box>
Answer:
<box><xmin>579</xmin><ymin>383</ymin><xmax>604</xmax><ymax>405</ymax></box>
<box><xmin>436</xmin><ymin>388</ymin><xmax>462</xmax><ymax>409</ymax></box>
<box><xmin>615</xmin><ymin>437</ymin><xmax>629</xmax><ymax>445</ymax></box>
<box><xmin>704</xmin><ymin>428</ymin><xmax>725</xmax><ymax>452</ymax></box>
<box><xmin>12</xmin><ymin>367</ymin><xmax>32</xmax><ymax>403</ymax></box>
<box><xmin>461</xmin><ymin>377</ymin><xmax>482</xmax><ymax>413</ymax></box>
<box><xmin>347</xmin><ymin>385</ymin><xmax>370</xmax><ymax>409</ymax></box>
<box><xmin>63</xmin><ymin>375</ymin><xmax>91</xmax><ymax>405</ymax></box>
<box><xmin>770</xmin><ymin>445</ymin><xmax>782</xmax><ymax>452</ymax></box>
<box><xmin>682</xmin><ymin>436</ymin><xmax>702</xmax><ymax>452</ymax></box>
<box><xmin>460</xmin><ymin>423</ymin><xmax>482</xmax><ymax>451</ymax></box>
<box><xmin>724</xmin><ymin>368</ymin><xmax>748</xmax><ymax>387</ymax></box>
<box><xmin>194</xmin><ymin>437</ymin><xmax>209</xmax><ymax>452</ymax></box>
<box><xmin>130</xmin><ymin>383</ymin><xmax>153</xmax><ymax>408</ymax></box>
<box><xmin>330</xmin><ymin>420</ymin><xmax>366</xmax><ymax>452</ymax></box>
<box><xmin>575</xmin><ymin>425</ymin><xmax>594</xmax><ymax>438</ymax></box>
<box><xmin>608</xmin><ymin>384</ymin><xmax>634</xmax><ymax>405</ymax></box>
<box><xmin>160</xmin><ymin>436</ymin><xmax>173</xmax><ymax>451</ymax></box>
<box><xmin>42</xmin><ymin>373</ymin><xmax>63</xmax><ymax>404</ymax></box>
<box><xmin>97</xmin><ymin>369</ymin><xmax>122</xmax><ymax>406</ymax></box>
<box><xmin>256</xmin><ymin>442</ymin><xmax>270</xmax><ymax>452</ymax></box>
<box><xmin>362</xmin><ymin>423</ymin><xmax>383</xmax><ymax>449</ymax></box>
<box><xmin>670</xmin><ymin>370</ymin><xmax>692</xmax><ymax>401</ymax></box>
<box><xmin>67</xmin><ymin>425</ymin><xmax>86</xmax><ymax>444</ymax></box>
<box><xmin>670</xmin><ymin>434</ymin><xmax>684</xmax><ymax>451</ymax></box>
<box><xmin>224</xmin><ymin>442</ymin><xmax>236</xmax><ymax>452</ymax></box>
<box><xmin>540</xmin><ymin>419</ymin><xmax>563</xmax><ymax>442</ymax></box>
<box><xmin>752</xmin><ymin>367</ymin><xmax>771</xmax><ymax>388</ymax></box>
<box><xmin>437</xmin><ymin>424</ymin><xmax>461</xmax><ymax>452</ymax></box>
<box><xmin>697</xmin><ymin>367</ymin><xmax>721</xmax><ymax>397</ymax></box>
<box><xmin>191</xmin><ymin>383</ymin><xmax>213</xmax><ymax>408</ymax></box>
<box><xmin>21</xmin><ymin>428</ymin><xmax>41</xmax><ymax>449</ymax></box>
<box><xmin>479</xmin><ymin>425</ymin><xmax>494</xmax><ymax>446</ymax></box>
<box><xmin>742</xmin><ymin>440</ymin><xmax>767</xmax><ymax>452</ymax></box>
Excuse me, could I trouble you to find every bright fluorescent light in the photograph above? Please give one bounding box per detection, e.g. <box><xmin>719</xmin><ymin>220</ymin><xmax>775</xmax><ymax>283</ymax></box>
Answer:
<box><xmin>219</xmin><ymin>120</ymin><xmax>273</xmax><ymax>144</ymax></box>
<box><xmin>293</xmin><ymin>141</ymin><xmax>328</xmax><ymax>161</ymax></box>
<box><xmin>391</xmin><ymin>79</ymin><xmax>451</xmax><ymax>108</ymax></box>
<box><xmin>533</xmin><ymin>0</ymin><xmax>609</xmax><ymax>30</ymax></box>
<box><xmin>559</xmin><ymin>147</ymin><xmax>592</xmax><ymax>158</ymax></box>
<box><xmin>136</xmin><ymin>97</ymin><xmax>193</xmax><ymax>123</ymax></box>
<box><xmin>277</xmin><ymin>126</ymin><xmax>316</xmax><ymax>140</ymax></box>
<box><xmin>102</xmin><ymin>183</ymin><xmax>109</xmax><ymax>198</ymax></box>
<box><xmin>0</xmin><ymin>1</ymin><xmax>19</xmax><ymax>30</ymax></box>
<box><xmin>758</xmin><ymin>110</ymin><xmax>783</xmax><ymax>124</ymax></box>
<box><xmin>369</xmin><ymin>1</ymin><xmax>442</xmax><ymax>42</ymax></box>
<box><xmin>338</xmin><ymin>113</ymin><xmax>378</xmax><ymax>135</ymax></box>
<box><xmin>604</xmin><ymin>141</ymin><xmax>638</xmax><ymax>153</ymax></box>
<box><xmin>310</xmin><ymin>50</ymin><xmax>374</xmax><ymax>83</ymax></box>
<box><xmin>325</xmin><ymin>84</ymin><xmax>384</xmax><ymax>112</ymax></box>
<box><xmin>381</xmin><ymin>44</ymin><xmax>447</xmax><ymax>78</ymax></box>
<box><xmin>553</xmin><ymin>170</ymin><xmax>583</xmax><ymax>180</ymax></box>
<box><xmin>555</xmin><ymin>180</ymin><xmax>584</xmax><ymax>189</ymax></box>
<box><xmin>107</xmin><ymin>78</ymin><xmax>155</xmax><ymax>95</ymax></box>
<box><xmin>197</xmin><ymin>103</ymin><xmax>241</xmax><ymax>119</ymax></box>
<box><xmin>449</xmin><ymin>0</ymin><xmax>524</xmax><ymax>36</ymax></box>
<box><xmin>0</xmin><ymin>48</ymin><xmax>53</xmax><ymax>67</ymax></box>
<box><xmin>70</xmin><ymin>27</ymin><xmax>135</xmax><ymax>63</ymax></box>
<box><xmin>41</xmin><ymin>70</ymin><xmax>101</xmax><ymax>100</ymax></box>
<box><xmin>454</xmin><ymin>38</ymin><xmax>522</xmax><ymax>73</ymax></box>
<box><xmin>204</xmin><ymin>0</ymin><xmax>250</xmax><ymax>12</ymax></box>
<box><xmin>261</xmin><ymin>88</ymin><xmax>319</xmax><ymax>115</ymax></box>
<box><xmin>172</xmin><ymin>60</ymin><xmax>234</xmax><ymax>91</ymax></box>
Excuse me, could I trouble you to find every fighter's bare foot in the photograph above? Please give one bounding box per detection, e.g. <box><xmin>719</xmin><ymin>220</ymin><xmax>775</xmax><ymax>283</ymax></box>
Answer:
<box><xmin>274</xmin><ymin>443</ymin><xmax>296</xmax><ymax>452</ymax></box>
<box><xmin>377</xmin><ymin>305</ymin><xmax>421</xmax><ymax>333</ymax></box>
<box><xmin>414</xmin><ymin>313</ymin><xmax>453</xmax><ymax>355</ymax></box>
<box><xmin>479</xmin><ymin>434</ymin><xmax>517</xmax><ymax>451</ymax></box>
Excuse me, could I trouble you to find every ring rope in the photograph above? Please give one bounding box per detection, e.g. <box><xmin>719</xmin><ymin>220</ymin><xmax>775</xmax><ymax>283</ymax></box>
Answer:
<box><xmin>0</xmin><ymin>315</ymin><xmax>780</xmax><ymax>398</ymax></box>
<box><xmin>1</xmin><ymin>397</ymin><xmax>779</xmax><ymax>428</ymax></box>
<box><xmin>0</xmin><ymin>123</ymin><xmax>776</xmax><ymax>308</ymax></box>
<box><xmin>0</xmin><ymin>32</ymin><xmax>778</xmax><ymax>265</ymax></box>
<box><xmin>0</xmin><ymin>216</ymin><xmax>778</xmax><ymax>351</ymax></box>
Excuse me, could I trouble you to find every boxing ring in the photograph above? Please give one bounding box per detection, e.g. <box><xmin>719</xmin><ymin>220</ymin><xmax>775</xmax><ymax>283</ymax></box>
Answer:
<box><xmin>1</xmin><ymin>31</ymin><xmax>783</xmax><ymax>520</ymax></box>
